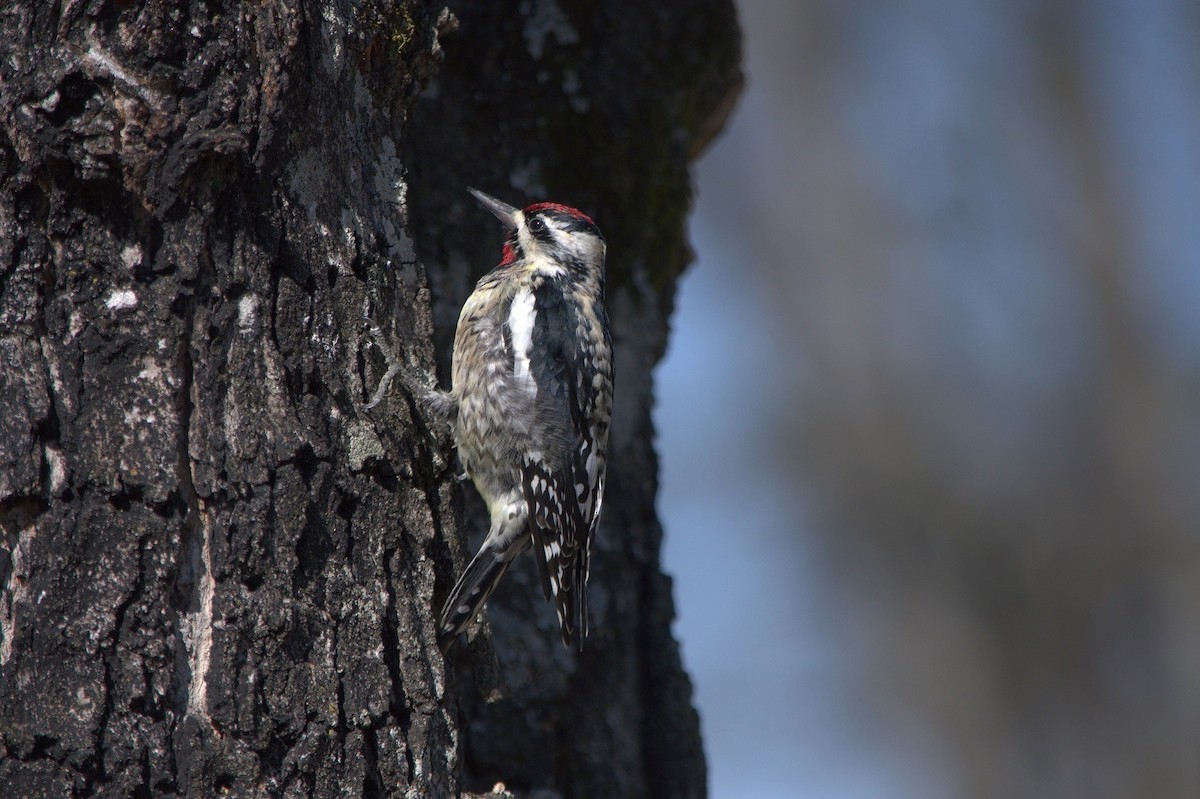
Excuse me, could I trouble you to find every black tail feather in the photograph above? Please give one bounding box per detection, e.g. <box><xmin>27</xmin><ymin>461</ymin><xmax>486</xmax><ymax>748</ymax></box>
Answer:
<box><xmin>437</xmin><ymin>547</ymin><xmax>512</xmax><ymax>653</ymax></box>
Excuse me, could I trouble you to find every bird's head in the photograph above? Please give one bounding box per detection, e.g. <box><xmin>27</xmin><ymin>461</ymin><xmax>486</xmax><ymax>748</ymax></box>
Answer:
<box><xmin>469</xmin><ymin>188</ymin><xmax>606</xmax><ymax>285</ymax></box>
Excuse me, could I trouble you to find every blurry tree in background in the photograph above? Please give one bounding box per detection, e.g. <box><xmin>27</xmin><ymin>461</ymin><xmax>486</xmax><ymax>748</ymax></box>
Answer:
<box><xmin>668</xmin><ymin>0</ymin><xmax>1200</xmax><ymax>797</ymax></box>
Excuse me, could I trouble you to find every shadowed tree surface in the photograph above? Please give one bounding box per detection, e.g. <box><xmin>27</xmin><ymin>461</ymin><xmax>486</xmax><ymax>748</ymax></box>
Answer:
<box><xmin>0</xmin><ymin>1</ymin><xmax>741</xmax><ymax>797</ymax></box>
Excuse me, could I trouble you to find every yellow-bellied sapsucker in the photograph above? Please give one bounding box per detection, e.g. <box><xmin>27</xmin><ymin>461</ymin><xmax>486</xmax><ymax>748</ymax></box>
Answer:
<box><xmin>372</xmin><ymin>188</ymin><xmax>613</xmax><ymax>652</ymax></box>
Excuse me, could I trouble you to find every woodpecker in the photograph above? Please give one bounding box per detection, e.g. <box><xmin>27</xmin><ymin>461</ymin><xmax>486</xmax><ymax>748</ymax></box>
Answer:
<box><xmin>371</xmin><ymin>188</ymin><xmax>613</xmax><ymax>652</ymax></box>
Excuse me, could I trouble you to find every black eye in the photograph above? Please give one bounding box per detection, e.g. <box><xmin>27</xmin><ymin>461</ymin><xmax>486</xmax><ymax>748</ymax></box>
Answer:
<box><xmin>528</xmin><ymin>216</ymin><xmax>546</xmax><ymax>234</ymax></box>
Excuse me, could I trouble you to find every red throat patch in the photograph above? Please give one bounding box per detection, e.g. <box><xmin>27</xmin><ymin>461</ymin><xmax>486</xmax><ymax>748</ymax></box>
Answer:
<box><xmin>499</xmin><ymin>241</ymin><xmax>519</xmax><ymax>266</ymax></box>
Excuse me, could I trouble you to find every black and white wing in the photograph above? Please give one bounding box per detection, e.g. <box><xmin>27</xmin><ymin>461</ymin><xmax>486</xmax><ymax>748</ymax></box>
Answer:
<box><xmin>519</xmin><ymin>278</ymin><xmax>612</xmax><ymax>649</ymax></box>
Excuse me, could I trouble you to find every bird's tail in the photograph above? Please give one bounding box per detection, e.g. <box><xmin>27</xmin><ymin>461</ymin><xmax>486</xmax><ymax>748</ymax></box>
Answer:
<box><xmin>437</xmin><ymin>544</ymin><xmax>515</xmax><ymax>653</ymax></box>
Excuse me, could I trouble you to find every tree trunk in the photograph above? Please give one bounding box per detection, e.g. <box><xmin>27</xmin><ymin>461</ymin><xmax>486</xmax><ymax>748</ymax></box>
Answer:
<box><xmin>0</xmin><ymin>2</ymin><xmax>741</xmax><ymax>798</ymax></box>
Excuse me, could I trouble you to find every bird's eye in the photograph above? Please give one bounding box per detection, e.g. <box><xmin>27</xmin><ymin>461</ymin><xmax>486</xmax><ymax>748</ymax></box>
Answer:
<box><xmin>528</xmin><ymin>216</ymin><xmax>546</xmax><ymax>234</ymax></box>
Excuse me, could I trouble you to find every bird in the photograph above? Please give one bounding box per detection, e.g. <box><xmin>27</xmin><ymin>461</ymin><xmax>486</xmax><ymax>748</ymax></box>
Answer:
<box><xmin>368</xmin><ymin>188</ymin><xmax>613</xmax><ymax>652</ymax></box>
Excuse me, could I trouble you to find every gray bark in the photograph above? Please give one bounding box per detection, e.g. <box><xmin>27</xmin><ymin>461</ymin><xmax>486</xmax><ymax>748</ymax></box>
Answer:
<box><xmin>0</xmin><ymin>1</ymin><xmax>741</xmax><ymax>797</ymax></box>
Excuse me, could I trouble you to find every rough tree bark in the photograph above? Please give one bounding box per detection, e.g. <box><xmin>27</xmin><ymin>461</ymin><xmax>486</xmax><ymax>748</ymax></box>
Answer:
<box><xmin>0</xmin><ymin>2</ymin><xmax>741</xmax><ymax>797</ymax></box>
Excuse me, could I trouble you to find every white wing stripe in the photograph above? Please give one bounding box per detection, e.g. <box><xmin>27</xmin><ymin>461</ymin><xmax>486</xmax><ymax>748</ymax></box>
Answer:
<box><xmin>508</xmin><ymin>288</ymin><xmax>537</xmax><ymax>393</ymax></box>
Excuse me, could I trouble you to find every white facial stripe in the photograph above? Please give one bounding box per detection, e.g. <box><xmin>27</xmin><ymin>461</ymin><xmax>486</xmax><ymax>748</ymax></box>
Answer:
<box><xmin>524</xmin><ymin>249</ymin><xmax>568</xmax><ymax>277</ymax></box>
<box><xmin>518</xmin><ymin>212</ymin><xmax>603</xmax><ymax>275</ymax></box>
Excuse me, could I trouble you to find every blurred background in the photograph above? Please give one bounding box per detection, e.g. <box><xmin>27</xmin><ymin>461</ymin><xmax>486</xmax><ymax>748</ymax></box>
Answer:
<box><xmin>656</xmin><ymin>1</ymin><xmax>1200</xmax><ymax>797</ymax></box>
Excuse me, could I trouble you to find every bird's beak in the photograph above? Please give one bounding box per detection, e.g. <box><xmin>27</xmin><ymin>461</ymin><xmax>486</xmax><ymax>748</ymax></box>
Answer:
<box><xmin>468</xmin><ymin>188</ymin><xmax>519</xmax><ymax>230</ymax></box>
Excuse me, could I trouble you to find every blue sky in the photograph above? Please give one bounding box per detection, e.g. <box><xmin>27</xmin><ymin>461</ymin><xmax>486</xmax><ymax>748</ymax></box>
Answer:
<box><xmin>655</xmin><ymin>1</ymin><xmax>1200</xmax><ymax>796</ymax></box>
